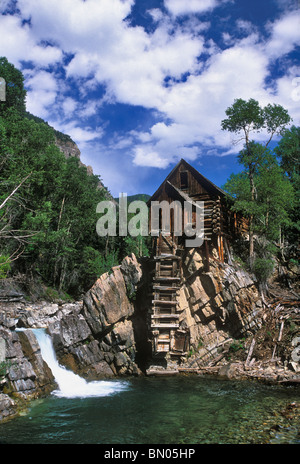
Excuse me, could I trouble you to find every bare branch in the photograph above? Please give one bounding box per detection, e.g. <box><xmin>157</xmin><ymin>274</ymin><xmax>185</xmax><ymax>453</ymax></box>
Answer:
<box><xmin>0</xmin><ymin>173</ymin><xmax>31</xmax><ymax>210</ymax></box>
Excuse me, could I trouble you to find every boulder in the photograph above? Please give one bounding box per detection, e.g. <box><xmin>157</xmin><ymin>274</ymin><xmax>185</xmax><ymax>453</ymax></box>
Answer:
<box><xmin>0</xmin><ymin>393</ymin><xmax>18</xmax><ymax>422</ymax></box>
<box><xmin>218</xmin><ymin>362</ymin><xmax>244</xmax><ymax>380</ymax></box>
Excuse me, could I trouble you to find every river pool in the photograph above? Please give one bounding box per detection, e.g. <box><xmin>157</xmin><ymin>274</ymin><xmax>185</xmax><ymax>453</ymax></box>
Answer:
<box><xmin>0</xmin><ymin>376</ymin><xmax>299</xmax><ymax>444</ymax></box>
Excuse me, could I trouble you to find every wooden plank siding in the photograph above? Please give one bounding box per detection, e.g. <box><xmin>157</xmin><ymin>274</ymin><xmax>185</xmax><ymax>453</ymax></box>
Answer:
<box><xmin>147</xmin><ymin>158</ymin><xmax>249</xmax><ymax>250</ymax></box>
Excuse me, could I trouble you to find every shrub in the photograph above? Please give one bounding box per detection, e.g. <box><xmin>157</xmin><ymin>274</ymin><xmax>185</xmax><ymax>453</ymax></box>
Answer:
<box><xmin>0</xmin><ymin>255</ymin><xmax>11</xmax><ymax>279</ymax></box>
<box><xmin>253</xmin><ymin>257</ymin><xmax>274</xmax><ymax>283</ymax></box>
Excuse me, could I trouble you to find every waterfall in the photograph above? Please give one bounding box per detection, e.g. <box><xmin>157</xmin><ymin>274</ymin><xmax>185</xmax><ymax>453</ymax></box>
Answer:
<box><xmin>30</xmin><ymin>328</ymin><xmax>128</xmax><ymax>398</ymax></box>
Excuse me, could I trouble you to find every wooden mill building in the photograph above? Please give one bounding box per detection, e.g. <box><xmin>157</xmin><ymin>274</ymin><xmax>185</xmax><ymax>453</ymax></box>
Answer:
<box><xmin>146</xmin><ymin>158</ymin><xmax>248</xmax><ymax>363</ymax></box>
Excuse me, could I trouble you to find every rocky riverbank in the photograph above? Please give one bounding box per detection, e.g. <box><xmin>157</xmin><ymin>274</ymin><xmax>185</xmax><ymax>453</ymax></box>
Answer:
<box><xmin>0</xmin><ymin>252</ymin><xmax>299</xmax><ymax>423</ymax></box>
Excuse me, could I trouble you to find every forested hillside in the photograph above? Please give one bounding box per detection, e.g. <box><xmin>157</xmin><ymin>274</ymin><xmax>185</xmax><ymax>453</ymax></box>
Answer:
<box><xmin>0</xmin><ymin>57</ymin><xmax>149</xmax><ymax>298</ymax></box>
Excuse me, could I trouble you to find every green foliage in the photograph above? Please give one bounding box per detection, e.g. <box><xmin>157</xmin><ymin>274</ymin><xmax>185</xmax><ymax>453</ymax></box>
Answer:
<box><xmin>25</xmin><ymin>111</ymin><xmax>74</xmax><ymax>144</ymax></box>
<box><xmin>114</xmin><ymin>193</ymin><xmax>151</xmax><ymax>203</ymax></box>
<box><xmin>0</xmin><ymin>360</ymin><xmax>12</xmax><ymax>380</ymax></box>
<box><xmin>274</xmin><ymin>125</ymin><xmax>300</xmax><ymax>242</ymax></box>
<box><xmin>229</xmin><ymin>338</ymin><xmax>245</xmax><ymax>353</ymax></box>
<box><xmin>222</xmin><ymin>98</ymin><xmax>293</xmax><ymax>271</ymax></box>
<box><xmin>0</xmin><ymin>255</ymin><xmax>11</xmax><ymax>278</ymax></box>
<box><xmin>122</xmin><ymin>235</ymin><xmax>150</xmax><ymax>259</ymax></box>
<box><xmin>187</xmin><ymin>348</ymin><xmax>194</xmax><ymax>358</ymax></box>
<box><xmin>221</xmin><ymin>98</ymin><xmax>291</xmax><ymax>141</ymax></box>
<box><xmin>253</xmin><ymin>257</ymin><xmax>274</xmax><ymax>284</ymax></box>
<box><xmin>275</xmin><ymin>125</ymin><xmax>300</xmax><ymax>180</ymax></box>
<box><xmin>0</xmin><ymin>58</ymin><xmax>119</xmax><ymax>295</ymax></box>
<box><xmin>223</xmin><ymin>146</ymin><xmax>294</xmax><ymax>241</ymax></box>
<box><xmin>221</xmin><ymin>98</ymin><xmax>265</xmax><ymax>134</ymax></box>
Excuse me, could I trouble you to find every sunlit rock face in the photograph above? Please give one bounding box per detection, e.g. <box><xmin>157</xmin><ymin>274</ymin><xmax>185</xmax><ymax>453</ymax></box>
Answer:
<box><xmin>48</xmin><ymin>254</ymin><xmax>143</xmax><ymax>379</ymax></box>
<box><xmin>177</xmin><ymin>247</ymin><xmax>263</xmax><ymax>365</ymax></box>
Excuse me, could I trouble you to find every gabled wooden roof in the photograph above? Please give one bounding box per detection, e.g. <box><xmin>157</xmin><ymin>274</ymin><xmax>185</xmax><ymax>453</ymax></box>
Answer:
<box><xmin>147</xmin><ymin>158</ymin><xmax>226</xmax><ymax>204</ymax></box>
<box><xmin>165</xmin><ymin>181</ymin><xmax>203</xmax><ymax>209</ymax></box>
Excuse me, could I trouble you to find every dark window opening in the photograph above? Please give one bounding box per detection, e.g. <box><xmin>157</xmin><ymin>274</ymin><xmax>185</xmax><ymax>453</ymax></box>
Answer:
<box><xmin>180</xmin><ymin>171</ymin><xmax>188</xmax><ymax>189</ymax></box>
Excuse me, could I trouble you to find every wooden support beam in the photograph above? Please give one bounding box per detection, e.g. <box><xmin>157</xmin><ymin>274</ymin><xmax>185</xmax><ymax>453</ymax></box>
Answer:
<box><xmin>153</xmin><ymin>285</ymin><xmax>180</xmax><ymax>291</ymax></box>
<box><xmin>152</xmin><ymin>299</ymin><xmax>178</xmax><ymax>305</ymax></box>
<box><xmin>151</xmin><ymin>314</ymin><xmax>179</xmax><ymax>319</ymax></box>
<box><xmin>220</xmin><ymin>235</ymin><xmax>224</xmax><ymax>262</ymax></box>
<box><xmin>153</xmin><ymin>255</ymin><xmax>181</xmax><ymax>260</ymax></box>
<box><xmin>204</xmin><ymin>239</ymin><xmax>210</xmax><ymax>272</ymax></box>
<box><xmin>151</xmin><ymin>323</ymin><xmax>179</xmax><ymax>328</ymax></box>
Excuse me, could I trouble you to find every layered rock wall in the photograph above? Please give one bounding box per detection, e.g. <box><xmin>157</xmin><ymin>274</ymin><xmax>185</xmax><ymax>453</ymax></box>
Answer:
<box><xmin>177</xmin><ymin>247</ymin><xmax>263</xmax><ymax>366</ymax></box>
<box><xmin>49</xmin><ymin>254</ymin><xmax>143</xmax><ymax>378</ymax></box>
<box><xmin>0</xmin><ymin>323</ymin><xmax>56</xmax><ymax>421</ymax></box>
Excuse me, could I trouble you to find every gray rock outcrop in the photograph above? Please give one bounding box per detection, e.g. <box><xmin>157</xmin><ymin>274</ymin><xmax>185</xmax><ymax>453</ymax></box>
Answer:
<box><xmin>0</xmin><ymin>325</ymin><xmax>56</xmax><ymax>421</ymax></box>
<box><xmin>47</xmin><ymin>254</ymin><xmax>143</xmax><ymax>379</ymax></box>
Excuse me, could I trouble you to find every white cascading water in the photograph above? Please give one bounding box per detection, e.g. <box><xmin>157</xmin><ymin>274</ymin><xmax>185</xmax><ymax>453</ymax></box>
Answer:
<box><xmin>29</xmin><ymin>328</ymin><xmax>128</xmax><ymax>398</ymax></box>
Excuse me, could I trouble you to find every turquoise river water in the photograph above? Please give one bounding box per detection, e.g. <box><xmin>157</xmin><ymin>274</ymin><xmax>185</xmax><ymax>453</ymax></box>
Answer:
<box><xmin>0</xmin><ymin>376</ymin><xmax>299</xmax><ymax>444</ymax></box>
<box><xmin>0</xmin><ymin>328</ymin><xmax>299</xmax><ymax>445</ymax></box>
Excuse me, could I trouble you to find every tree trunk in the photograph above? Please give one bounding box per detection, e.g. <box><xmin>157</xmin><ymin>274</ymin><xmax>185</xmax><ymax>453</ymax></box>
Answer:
<box><xmin>249</xmin><ymin>215</ymin><xmax>254</xmax><ymax>270</ymax></box>
<box><xmin>249</xmin><ymin>164</ymin><xmax>255</xmax><ymax>269</ymax></box>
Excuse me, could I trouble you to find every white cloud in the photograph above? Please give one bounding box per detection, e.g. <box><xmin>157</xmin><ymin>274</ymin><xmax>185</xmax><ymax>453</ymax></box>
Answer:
<box><xmin>130</xmin><ymin>36</ymin><xmax>270</xmax><ymax>166</ymax></box>
<box><xmin>266</xmin><ymin>11</ymin><xmax>300</xmax><ymax>58</ymax></box>
<box><xmin>65</xmin><ymin>15</ymin><xmax>204</xmax><ymax>110</ymax></box>
<box><xmin>164</xmin><ymin>0</ymin><xmax>219</xmax><ymax>16</ymax></box>
<box><xmin>1</xmin><ymin>0</ymin><xmax>299</xmax><ymax>180</ymax></box>
<box><xmin>62</xmin><ymin>97</ymin><xmax>78</xmax><ymax>118</ymax></box>
<box><xmin>78</xmin><ymin>100</ymin><xmax>99</xmax><ymax>118</ymax></box>
<box><xmin>17</xmin><ymin>0</ymin><xmax>135</xmax><ymax>49</ymax></box>
<box><xmin>25</xmin><ymin>70</ymin><xmax>58</xmax><ymax>117</ymax></box>
<box><xmin>133</xmin><ymin>146</ymin><xmax>171</xmax><ymax>168</ymax></box>
<box><xmin>0</xmin><ymin>0</ymin><xmax>13</xmax><ymax>13</ymax></box>
<box><xmin>274</xmin><ymin>66</ymin><xmax>300</xmax><ymax>124</ymax></box>
<box><xmin>48</xmin><ymin>120</ymin><xmax>104</xmax><ymax>153</ymax></box>
<box><xmin>236</xmin><ymin>19</ymin><xmax>257</xmax><ymax>35</ymax></box>
<box><xmin>137</xmin><ymin>11</ymin><xmax>300</xmax><ymax>167</ymax></box>
<box><xmin>0</xmin><ymin>14</ymin><xmax>62</xmax><ymax>67</ymax></box>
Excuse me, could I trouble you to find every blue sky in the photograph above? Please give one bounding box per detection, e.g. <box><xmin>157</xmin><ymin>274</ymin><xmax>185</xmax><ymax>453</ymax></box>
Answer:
<box><xmin>0</xmin><ymin>0</ymin><xmax>299</xmax><ymax>197</ymax></box>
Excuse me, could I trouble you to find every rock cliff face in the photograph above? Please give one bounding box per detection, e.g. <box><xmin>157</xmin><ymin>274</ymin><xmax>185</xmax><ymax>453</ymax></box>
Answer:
<box><xmin>0</xmin><ymin>250</ymin><xmax>298</xmax><ymax>422</ymax></box>
<box><xmin>0</xmin><ymin>323</ymin><xmax>55</xmax><ymax>421</ymax></box>
<box><xmin>55</xmin><ymin>137</ymin><xmax>81</xmax><ymax>159</ymax></box>
<box><xmin>48</xmin><ymin>254</ymin><xmax>143</xmax><ymax>378</ymax></box>
<box><xmin>177</xmin><ymin>247</ymin><xmax>263</xmax><ymax>365</ymax></box>
<box><xmin>55</xmin><ymin>137</ymin><xmax>116</xmax><ymax>202</ymax></box>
